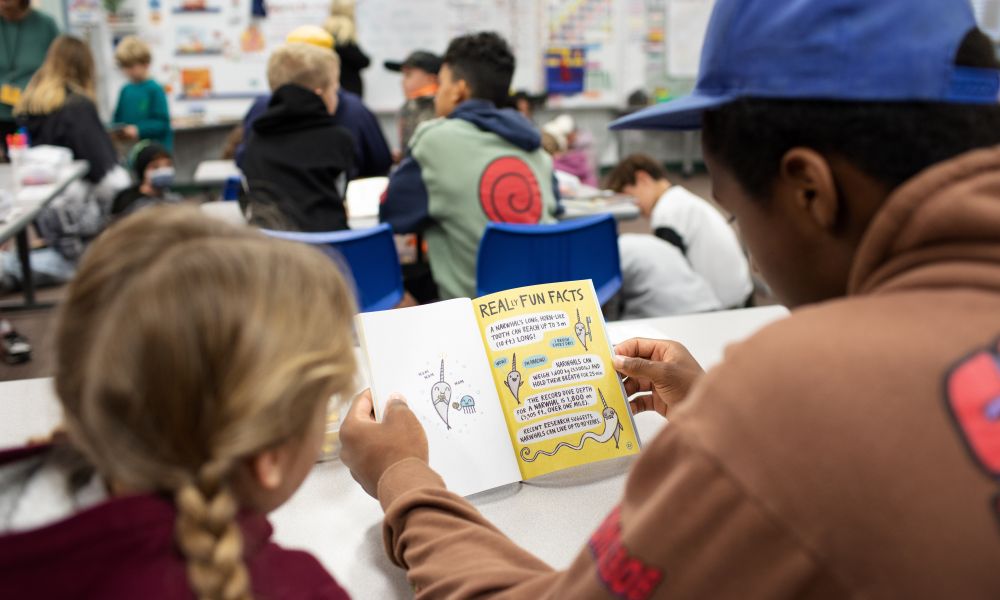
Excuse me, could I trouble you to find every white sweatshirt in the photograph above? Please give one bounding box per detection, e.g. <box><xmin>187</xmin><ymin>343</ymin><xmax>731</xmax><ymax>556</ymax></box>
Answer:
<box><xmin>649</xmin><ymin>185</ymin><xmax>753</xmax><ymax>307</ymax></box>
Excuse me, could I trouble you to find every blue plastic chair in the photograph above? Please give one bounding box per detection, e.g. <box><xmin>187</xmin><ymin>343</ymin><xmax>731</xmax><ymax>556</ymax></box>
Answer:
<box><xmin>476</xmin><ymin>213</ymin><xmax>622</xmax><ymax>305</ymax></box>
<box><xmin>263</xmin><ymin>224</ymin><xmax>404</xmax><ymax>312</ymax></box>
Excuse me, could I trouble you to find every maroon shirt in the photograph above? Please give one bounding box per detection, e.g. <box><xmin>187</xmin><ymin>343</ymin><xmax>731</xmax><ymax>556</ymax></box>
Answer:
<box><xmin>0</xmin><ymin>445</ymin><xmax>350</xmax><ymax>599</ymax></box>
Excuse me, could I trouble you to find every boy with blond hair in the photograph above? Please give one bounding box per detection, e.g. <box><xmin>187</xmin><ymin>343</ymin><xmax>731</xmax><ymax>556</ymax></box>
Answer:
<box><xmin>111</xmin><ymin>36</ymin><xmax>172</xmax><ymax>150</ymax></box>
<box><xmin>242</xmin><ymin>42</ymin><xmax>355</xmax><ymax>231</ymax></box>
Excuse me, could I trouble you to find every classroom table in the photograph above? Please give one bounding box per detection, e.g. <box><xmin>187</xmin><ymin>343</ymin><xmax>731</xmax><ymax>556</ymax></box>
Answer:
<box><xmin>192</xmin><ymin>159</ymin><xmax>242</xmax><ymax>187</ymax></box>
<box><xmin>559</xmin><ymin>196</ymin><xmax>640</xmax><ymax>222</ymax></box>
<box><xmin>0</xmin><ymin>304</ymin><xmax>787</xmax><ymax>597</ymax></box>
<box><xmin>0</xmin><ymin>161</ymin><xmax>89</xmax><ymax>311</ymax></box>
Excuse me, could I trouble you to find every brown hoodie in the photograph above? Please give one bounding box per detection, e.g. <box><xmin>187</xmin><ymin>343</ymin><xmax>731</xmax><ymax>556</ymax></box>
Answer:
<box><xmin>376</xmin><ymin>147</ymin><xmax>1000</xmax><ymax>599</ymax></box>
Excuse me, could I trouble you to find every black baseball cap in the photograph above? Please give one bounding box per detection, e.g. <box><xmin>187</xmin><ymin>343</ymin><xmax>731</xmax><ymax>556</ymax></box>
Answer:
<box><xmin>384</xmin><ymin>51</ymin><xmax>442</xmax><ymax>75</ymax></box>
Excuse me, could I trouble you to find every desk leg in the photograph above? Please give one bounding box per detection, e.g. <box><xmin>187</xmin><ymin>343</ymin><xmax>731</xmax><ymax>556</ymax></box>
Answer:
<box><xmin>0</xmin><ymin>230</ymin><xmax>54</xmax><ymax>312</ymax></box>
<box><xmin>682</xmin><ymin>131</ymin><xmax>696</xmax><ymax>178</ymax></box>
<box><xmin>16</xmin><ymin>230</ymin><xmax>35</xmax><ymax>306</ymax></box>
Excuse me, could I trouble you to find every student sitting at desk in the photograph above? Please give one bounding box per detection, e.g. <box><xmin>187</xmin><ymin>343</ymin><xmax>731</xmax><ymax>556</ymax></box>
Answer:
<box><xmin>111</xmin><ymin>141</ymin><xmax>182</xmax><ymax>218</ymax></box>
<box><xmin>0</xmin><ymin>207</ymin><xmax>355</xmax><ymax>599</ymax></box>
<box><xmin>608</xmin><ymin>153</ymin><xmax>753</xmax><ymax>308</ymax></box>
<box><xmin>242</xmin><ymin>42</ymin><xmax>354</xmax><ymax>232</ymax></box>
<box><xmin>237</xmin><ymin>25</ymin><xmax>392</xmax><ymax>179</ymax></box>
<box><xmin>8</xmin><ymin>35</ymin><xmax>127</xmax><ymax>285</ymax></box>
<box><xmin>380</xmin><ymin>32</ymin><xmax>559</xmax><ymax>300</ymax></box>
<box><xmin>340</xmin><ymin>1</ymin><xmax>1000</xmax><ymax>597</ymax></box>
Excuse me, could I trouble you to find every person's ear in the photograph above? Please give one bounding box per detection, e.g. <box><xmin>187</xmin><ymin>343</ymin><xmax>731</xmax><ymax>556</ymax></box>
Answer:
<box><xmin>247</xmin><ymin>446</ymin><xmax>287</xmax><ymax>490</ymax></box>
<box><xmin>454</xmin><ymin>78</ymin><xmax>471</xmax><ymax>103</ymax></box>
<box><xmin>778</xmin><ymin>148</ymin><xmax>839</xmax><ymax>230</ymax></box>
<box><xmin>634</xmin><ymin>170</ymin><xmax>653</xmax><ymax>186</ymax></box>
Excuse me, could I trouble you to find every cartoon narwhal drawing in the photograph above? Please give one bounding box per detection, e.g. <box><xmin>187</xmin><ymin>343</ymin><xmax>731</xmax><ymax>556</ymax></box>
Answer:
<box><xmin>504</xmin><ymin>353</ymin><xmax>523</xmax><ymax>403</ymax></box>
<box><xmin>575</xmin><ymin>308</ymin><xmax>593</xmax><ymax>351</ymax></box>
<box><xmin>520</xmin><ymin>389</ymin><xmax>624</xmax><ymax>463</ymax></box>
<box><xmin>431</xmin><ymin>359</ymin><xmax>452</xmax><ymax>429</ymax></box>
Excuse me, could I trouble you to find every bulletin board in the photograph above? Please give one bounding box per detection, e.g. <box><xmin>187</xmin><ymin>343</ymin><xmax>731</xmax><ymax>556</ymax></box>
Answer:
<box><xmin>71</xmin><ymin>0</ymin><xmax>718</xmax><ymax>120</ymax></box>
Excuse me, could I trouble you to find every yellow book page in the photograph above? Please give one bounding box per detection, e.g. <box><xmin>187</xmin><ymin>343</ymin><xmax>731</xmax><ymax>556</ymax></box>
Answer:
<box><xmin>474</xmin><ymin>280</ymin><xmax>640</xmax><ymax>480</ymax></box>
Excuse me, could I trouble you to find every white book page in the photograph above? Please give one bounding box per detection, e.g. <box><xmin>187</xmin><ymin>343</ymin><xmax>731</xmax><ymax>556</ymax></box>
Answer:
<box><xmin>357</xmin><ymin>299</ymin><xmax>522</xmax><ymax>496</ymax></box>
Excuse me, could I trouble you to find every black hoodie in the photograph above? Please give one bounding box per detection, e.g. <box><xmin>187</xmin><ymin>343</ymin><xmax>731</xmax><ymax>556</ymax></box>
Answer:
<box><xmin>242</xmin><ymin>84</ymin><xmax>355</xmax><ymax>231</ymax></box>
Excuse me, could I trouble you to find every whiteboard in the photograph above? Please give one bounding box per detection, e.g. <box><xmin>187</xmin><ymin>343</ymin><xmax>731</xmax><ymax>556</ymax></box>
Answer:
<box><xmin>666</xmin><ymin>0</ymin><xmax>715</xmax><ymax>79</ymax></box>
<box><xmin>78</xmin><ymin>0</ymin><xmax>719</xmax><ymax>121</ymax></box>
<box><xmin>357</xmin><ymin>0</ymin><xmax>544</xmax><ymax>113</ymax></box>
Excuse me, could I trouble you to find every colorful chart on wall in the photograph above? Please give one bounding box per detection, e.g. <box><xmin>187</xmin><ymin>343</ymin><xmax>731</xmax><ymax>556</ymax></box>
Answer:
<box><xmin>89</xmin><ymin>0</ymin><xmax>714</xmax><ymax>120</ymax></box>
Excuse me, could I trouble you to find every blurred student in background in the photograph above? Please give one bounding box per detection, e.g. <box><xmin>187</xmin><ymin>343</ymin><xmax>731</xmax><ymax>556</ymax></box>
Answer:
<box><xmin>7</xmin><ymin>35</ymin><xmax>128</xmax><ymax>287</ymax></box>
<box><xmin>385</xmin><ymin>50</ymin><xmax>441</xmax><ymax>158</ymax></box>
<box><xmin>111</xmin><ymin>36</ymin><xmax>173</xmax><ymax>151</ymax></box>
<box><xmin>237</xmin><ymin>25</ymin><xmax>391</xmax><ymax>179</ymax></box>
<box><xmin>0</xmin><ymin>0</ymin><xmax>58</xmax><ymax>157</ymax></box>
<box><xmin>111</xmin><ymin>141</ymin><xmax>182</xmax><ymax>219</ymax></box>
<box><xmin>543</xmin><ymin>114</ymin><xmax>598</xmax><ymax>187</ymax></box>
<box><xmin>242</xmin><ymin>43</ymin><xmax>354</xmax><ymax>232</ymax></box>
<box><xmin>325</xmin><ymin>0</ymin><xmax>370</xmax><ymax>98</ymax></box>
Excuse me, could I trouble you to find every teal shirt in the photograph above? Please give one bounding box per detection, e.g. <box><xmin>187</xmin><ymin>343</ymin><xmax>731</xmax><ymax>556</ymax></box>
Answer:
<box><xmin>0</xmin><ymin>9</ymin><xmax>59</xmax><ymax>121</ymax></box>
<box><xmin>113</xmin><ymin>79</ymin><xmax>173</xmax><ymax>150</ymax></box>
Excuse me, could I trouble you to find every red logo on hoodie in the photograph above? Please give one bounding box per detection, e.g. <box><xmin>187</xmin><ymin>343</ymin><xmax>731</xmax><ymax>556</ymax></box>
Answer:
<box><xmin>588</xmin><ymin>506</ymin><xmax>663</xmax><ymax>600</ymax></box>
<box><xmin>479</xmin><ymin>156</ymin><xmax>543</xmax><ymax>224</ymax></box>
<box><xmin>944</xmin><ymin>340</ymin><xmax>1000</xmax><ymax>523</ymax></box>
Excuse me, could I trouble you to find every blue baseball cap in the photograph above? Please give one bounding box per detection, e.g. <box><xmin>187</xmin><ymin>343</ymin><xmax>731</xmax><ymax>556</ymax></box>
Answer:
<box><xmin>611</xmin><ymin>0</ymin><xmax>1000</xmax><ymax>131</ymax></box>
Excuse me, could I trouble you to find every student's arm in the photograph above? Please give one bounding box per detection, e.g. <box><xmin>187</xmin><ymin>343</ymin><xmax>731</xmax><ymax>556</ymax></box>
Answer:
<box><xmin>236</xmin><ymin>95</ymin><xmax>269</xmax><ymax>169</ymax></box>
<box><xmin>340</xmin><ymin>389</ymin><xmax>848</xmax><ymax>599</ymax></box>
<box><xmin>357</xmin><ymin>108</ymin><xmax>393</xmax><ymax>178</ymax></box>
<box><xmin>133</xmin><ymin>84</ymin><xmax>171</xmax><ymax>140</ymax></box>
<box><xmin>62</xmin><ymin>99</ymin><xmax>120</xmax><ymax>184</ymax></box>
<box><xmin>339</xmin><ymin>43</ymin><xmax>371</xmax><ymax>70</ymax></box>
<box><xmin>112</xmin><ymin>87</ymin><xmax>125</xmax><ymax>125</ymax></box>
<box><xmin>379</xmin><ymin>156</ymin><xmax>430</xmax><ymax>233</ymax></box>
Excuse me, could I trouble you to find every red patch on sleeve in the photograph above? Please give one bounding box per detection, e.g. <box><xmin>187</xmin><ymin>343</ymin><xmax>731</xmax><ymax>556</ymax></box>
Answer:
<box><xmin>588</xmin><ymin>506</ymin><xmax>664</xmax><ymax>600</ymax></box>
<box><xmin>944</xmin><ymin>340</ymin><xmax>1000</xmax><ymax>526</ymax></box>
<box><xmin>946</xmin><ymin>346</ymin><xmax>1000</xmax><ymax>474</ymax></box>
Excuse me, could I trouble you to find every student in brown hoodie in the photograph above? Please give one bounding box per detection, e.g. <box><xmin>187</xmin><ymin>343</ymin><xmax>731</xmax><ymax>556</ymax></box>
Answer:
<box><xmin>339</xmin><ymin>1</ymin><xmax>1000</xmax><ymax>598</ymax></box>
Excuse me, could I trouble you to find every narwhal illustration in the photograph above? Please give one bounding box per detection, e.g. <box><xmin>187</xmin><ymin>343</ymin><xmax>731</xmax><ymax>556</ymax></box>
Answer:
<box><xmin>430</xmin><ymin>359</ymin><xmax>452</xmax><ymax>429</ymax></box>
<box><xmin>504</xmin><ymin>353</ymin><xmax>523</xmax><ymax>403</ymax></box>
<box><xmin>575</xmin><ymin>308</ymin><xmax>592</xmax><ymax>351</ymax></box>
<box><xmin>520</xmin><ymin>389</ymin><xmax>623</xmax><ymax>463</ymax></box>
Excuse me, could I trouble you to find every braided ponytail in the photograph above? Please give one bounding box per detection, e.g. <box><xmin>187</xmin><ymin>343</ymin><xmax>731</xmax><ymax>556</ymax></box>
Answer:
<box><xmin>55</xmin><ymin>208</ymin><xmax>358</xmax><ymax>599</ymax></box>
<box><xmin>175</xmin><ymin>462</ymin><xmax>250</xmax><ymax>600</ymax></box>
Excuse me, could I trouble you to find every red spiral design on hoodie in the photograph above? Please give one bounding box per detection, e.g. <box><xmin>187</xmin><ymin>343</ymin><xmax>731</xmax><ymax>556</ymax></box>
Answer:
<box><xmin>479</xmin><ymin>156</ymin><xmax>543</xmax><ymax>224</ymax></box>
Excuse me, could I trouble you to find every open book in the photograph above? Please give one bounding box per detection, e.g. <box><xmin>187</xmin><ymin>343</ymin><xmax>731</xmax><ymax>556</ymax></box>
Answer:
<box><xmin>357</xmin><ymin>280</ymin><xmax>640</xmax><ymax>496</ymax></box>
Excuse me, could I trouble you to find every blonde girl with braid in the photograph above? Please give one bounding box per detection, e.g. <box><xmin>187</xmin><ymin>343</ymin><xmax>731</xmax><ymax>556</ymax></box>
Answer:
<box><xmin>0</xmin><ymin>206</ymin><xmax>355</xmax><ymax>599</ymax></box>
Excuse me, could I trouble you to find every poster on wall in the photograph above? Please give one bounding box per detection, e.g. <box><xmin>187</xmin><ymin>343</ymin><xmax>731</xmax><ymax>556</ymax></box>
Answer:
<box><xmin>173</xmin><ymin>0</ymin><xmax>222</xmax><ymax>13</ymax></box>
<box><xmin>175</xmin><ymin>26</ymin><xmax>227</xmax><ymax>55</ymax></box>
<box><xmin>545</xmin><ymin>47</ymin><xmax>586</xmax><ymax>95</ymax></box>
<box><xmin>545</xmin><ymin>0</ymin><xmax>618</xmax><ymax>105</ymax></box>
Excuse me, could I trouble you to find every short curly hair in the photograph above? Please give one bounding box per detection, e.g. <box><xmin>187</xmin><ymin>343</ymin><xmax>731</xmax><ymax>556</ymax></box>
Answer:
<box><xmin>114</xmin><ymin>36</ymin><xmax>151</xmax><ymax>68</ymax></box>
<box><xmin>442</xmin><ymin>31</ymin><xmax>515</xmax><ymax>107</ymax></box>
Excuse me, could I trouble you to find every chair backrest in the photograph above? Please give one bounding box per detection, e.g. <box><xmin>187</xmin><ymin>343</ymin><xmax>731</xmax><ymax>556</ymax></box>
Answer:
<box><xmin>263</xmin><ymin>224</ymin><xmax>404</xmax><ymax>312</ymax></box>
<box><xmin>476</xmin><ymin>213</ymin><xmax>622</xmax><ymax>305</ymax></box>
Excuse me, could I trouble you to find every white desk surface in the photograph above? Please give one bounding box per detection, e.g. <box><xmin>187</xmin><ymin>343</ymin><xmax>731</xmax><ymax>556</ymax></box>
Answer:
<box><xmin>0</xmin><ymin>161</ymin><xmax>89</xmax><ymax>244</ymax></box>
<box><xmin>559</xmin><ymin>197</ymin><xmax>641</xmax><ymax>222</ymax></box>
<box><xmin>0</xmin><ymin>305</ymin><xmax>788</xmax><ymax>597</ymax></box>
<box><xmin>192</xmin><ymin>160</ymin><xmax>242</xmax><ymax>186</ymax></box>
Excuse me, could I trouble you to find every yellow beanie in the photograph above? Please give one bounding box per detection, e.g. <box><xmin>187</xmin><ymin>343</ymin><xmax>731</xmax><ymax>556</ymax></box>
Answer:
<box><xmin>286</xmin><ymin>25</ymin><xmax>335</xmax><ymax>49</ymax></box>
